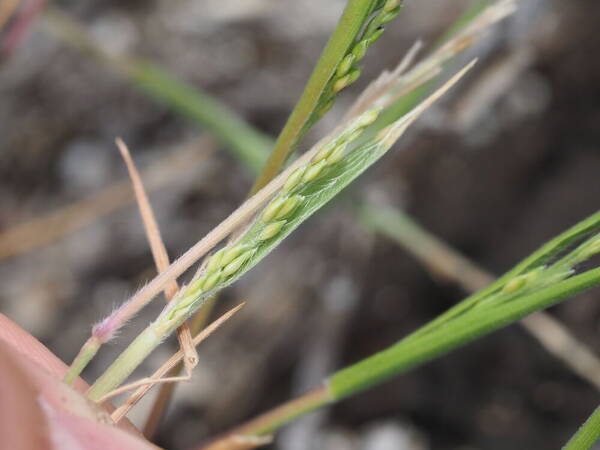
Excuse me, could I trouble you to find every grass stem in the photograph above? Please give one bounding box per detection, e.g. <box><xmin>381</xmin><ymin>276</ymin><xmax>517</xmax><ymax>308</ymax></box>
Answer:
<box><xmin>63</xmin><ymin>336</ymin><xmax>101</xmax><ymax>385</ymax></box>
<box><xmin>116</xmin><ymin>139</ymin><xmax>198</xmax><ymax>373</ymax></box>
<box><xmin>201</xmin><ymin>385</ymin><xmax>331</xmax><ymax>450</ymax></box>
<box><xmin>358</xmin><ymin>203</ymin><xmax>600</xmax><ymax>391</ymax></box>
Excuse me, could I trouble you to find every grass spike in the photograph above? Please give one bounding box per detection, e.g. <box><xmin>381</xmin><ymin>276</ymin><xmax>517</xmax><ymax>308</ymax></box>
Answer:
<box><xmin>86</xmin><ymin>61</ymin><xmax>475</xmax><ymax>401</ymax></box>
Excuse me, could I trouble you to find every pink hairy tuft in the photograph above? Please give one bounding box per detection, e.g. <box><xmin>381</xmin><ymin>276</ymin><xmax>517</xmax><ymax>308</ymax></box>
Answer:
<box><xmin>92</xmin><ymin>307</ymin><xmax>128</xmax><ymax>343</ymax></box>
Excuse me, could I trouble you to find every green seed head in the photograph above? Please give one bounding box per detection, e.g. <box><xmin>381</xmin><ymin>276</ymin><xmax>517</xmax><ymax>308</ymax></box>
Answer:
<box><xmin>383</xmin><ymin>0</ymin><xmax>401</xmax><ymax>12</ymax></box>
<box><xmin>258</xmin><ymin>220</ymin><xmax>286</xmax><ymax>241</ymax></box>
<box><xmin>333</xmin><ymin>74</ymin><xmax>350</xmax><ymax>94</ymax></box>
<box><xmin>524</xmin><ymin>267</ymin><xmax>544</xmax><ymax>283</ymax></box>
<box><xmin>579</xmin><ymin>234</ymin><xmax>600</xmax><ymax>260</ymax></box>
<box><xmin>336</xmin><ymin>54</ymin><xmax>355</xmax><ymax>78</ymax></box>
<box><xmin>381</xmin><ymin>8</ymin><xmax>400</xmax><ymax>23</ymax></box>
<box><xmin>317</xmin><ymin>97</ymin><xmax>335</xmax><ymax>117</ymax></box>
<box><xmin>313</xmin><ymin>142</ymin><xmax>337</xmax><ymax>164</ymax></box>
<box><xmin>222</xmin><ymin>251</ymin><xmax>253</xmax><ymax>277</ymax></box>
<box><xmin>502</xmin><ymin>275</ymin><xmax>527</xmax><ymax>294</ymax></box>
<box><xmin>274</xmin><ymin>195</ymin><xmax>303</xmax><ymax>220</ymax></box>
<box><xmin>345</xmin><ymin>129</ymin><xmax>364</xmax><ymax>144</ymax></box>
<box><xmin>302</xmin><ymin>160</ymin><xmax>327</xmax><ymax>183</ymax></box>
<box><xmin>283</xmin><ymin>167</ymin><xmax>306</xmax><ymax>192</ymax></box>
<box><xmin>347</xmin><ymin>68</ymin><xmax>361</xmax><ymax>86</ymax></box>
<box><xmin>221</xmin><ymin>244</ymin><xmax>250</xmax><ymax>267</ymax></box>
<box><xmin>367</xmin><ymin>27</ymin><xmax>385</xmax><ymax>46</ymax></box>
<box><xmin>185</xmin><ymin>279</ymin><xmax>205</xmax><ymax>297</ymax></box>
<box><xmin>357</xmin><ymin>108</ymin><xmax>381</xmax><ymax>129</ymax></box>
<box><xmin>351</xmin><ymin>40</ymin><xmax>369</xmax><ymax>61</ymax></box>
<box><xmin>325</xmin><ymin>144</ymin><xmax>346</xmax><ymax>165</ymax></box>
<box><xmin>202</xmin><ymin>271</ymin><xmax>222</xmax><ymax>291</ymax></box>
<box><xmin>205</xmin><ymin>249</ymin><xmax>225</xmax><ymax>273</ymax></box>
<box><xmin>502</xmin><ymin>267</ymin><xmax>546</xmax><ymax>294</ymax></box>
<box><xmin>364</xmin><ymin>18</ymin><xmax>381</xmax><ymax>39</ymax></box>
<box><xmin>261</xmin><ymin>196</ymin><xmax>287</xmax><ymax>223</ymax></box>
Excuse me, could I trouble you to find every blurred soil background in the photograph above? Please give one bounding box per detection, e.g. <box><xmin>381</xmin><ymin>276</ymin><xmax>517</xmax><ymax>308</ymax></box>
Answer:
<box><xmin>0</xmin><ymin>0</ymin><xmax>599</xmax><ymax>449</ymax></box>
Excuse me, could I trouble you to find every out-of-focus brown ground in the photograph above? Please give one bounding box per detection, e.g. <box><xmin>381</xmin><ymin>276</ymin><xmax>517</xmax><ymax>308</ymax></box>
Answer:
<box><xmin>0</xmin><ymin>0</ymin><xmax>599</xmax><ymax>449</ymax></box>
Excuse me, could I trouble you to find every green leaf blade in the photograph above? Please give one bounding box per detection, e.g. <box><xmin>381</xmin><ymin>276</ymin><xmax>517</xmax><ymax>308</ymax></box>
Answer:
<box><xmin>329</xmin><ymin>267</ymin><xmax>600</xmax><ymax>400</ymax></box>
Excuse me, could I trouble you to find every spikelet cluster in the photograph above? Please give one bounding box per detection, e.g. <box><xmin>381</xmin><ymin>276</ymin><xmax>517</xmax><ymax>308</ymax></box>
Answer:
<box><xmin>481</xmin><ymin>231</ymin><xmax>600</xmax><ymax>306</ymax></box>
<box><xmin>316</xmin><ymin>0</ymin><xmax>403</xmax><ymax>118</ymax></box>
<box><xmin>156</xmin><ymin>108</ymin><xmax>381</xmax><ymax>332</ymax></box>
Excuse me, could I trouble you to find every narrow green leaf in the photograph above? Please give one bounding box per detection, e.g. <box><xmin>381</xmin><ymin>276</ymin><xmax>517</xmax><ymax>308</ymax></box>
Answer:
<box><xmin>563</xmin><ymin>406</ymin><xmax>600</xmax><ymax>450</ymax></box>
<box><xmin>126</xmin><ymin>61</ymin><xmax>270</xmax><ymax>172</ymax></box>
<box><xmin>329</xmin><ymin>266</ymin><xmax>600</xmax><ymax>399</ymax></box>
<box><xmin>251</xmin><ymin>0</ymin><xmax>405</xmax><ymax>193</ymax></box>
<box><xmin>409</xmin><ymin>210</ymin><xmax>600</xmax><ymax>340</ymax></box>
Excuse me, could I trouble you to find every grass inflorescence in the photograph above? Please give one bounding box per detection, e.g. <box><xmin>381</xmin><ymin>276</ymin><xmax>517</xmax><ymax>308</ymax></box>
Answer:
<box><xmin>315</xmin><ymin>0</ymin><xmax>403</xmax><ymax>117</ymax></box>
<box><xmin>49</xmin><ymin>0</ymin><xmax>600</xmax><ymax>446</ymax></box>
<box><xmin>249</xmin><ymin>0</ymin><xmax>405</xmax><ymax>194</ymax></box>
<box><xmin>87</xmin><ymin>60</ymin><xmax>475</xmax><ymax>401</ymax></box>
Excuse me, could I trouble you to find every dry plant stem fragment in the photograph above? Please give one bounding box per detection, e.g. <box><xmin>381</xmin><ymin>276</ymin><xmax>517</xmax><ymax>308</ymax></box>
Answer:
<box><xmin>62</xmin><ymin>140</ymin><xmax>212</xmax><ymax>384</ymax></box>
<box><xmin>115</xmin><ymin>138</ymin><xmax>197</xmax><ymax>374</ymax></box>
<box><xmin>86</xmin><ymin>62</ymin><xmax>475</xmax><ymax>402</ymax></box>
<box><xmin>142</xmin><ymin>297</ymin><xmax>217</xmax><ymax>438</ymax></box>
<box><xmin>64</xmin><ymin>140</ymin><xmax>201</xmax><ymax>384</ymax></box>
<box><xmin>110</xmin><ymin>303</ymin><xmax>245</xmax><ymax>423</ymax></box>
<box><xmin>98</xmin><ymin>374</ymin><xmax>190</xmax><ymax>404</ymax></box>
